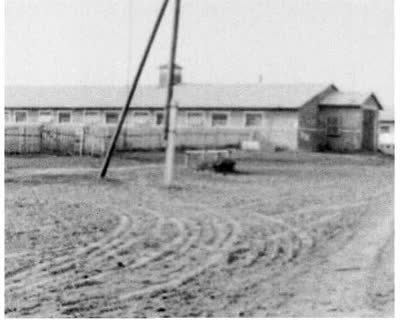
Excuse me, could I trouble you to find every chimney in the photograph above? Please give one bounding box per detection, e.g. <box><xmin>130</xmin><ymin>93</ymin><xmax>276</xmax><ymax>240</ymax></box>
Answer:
<box><xmin>159</xmin><ymin>63</ymin><xmax>183</xmax><ymax>87</ymax></box>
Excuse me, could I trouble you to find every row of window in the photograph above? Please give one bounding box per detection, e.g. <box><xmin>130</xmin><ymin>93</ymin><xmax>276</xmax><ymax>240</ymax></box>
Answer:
<box><xmin>5</xmin><ymin>110</ymin><xmax>265</xmax><ymax>128</ymax></box>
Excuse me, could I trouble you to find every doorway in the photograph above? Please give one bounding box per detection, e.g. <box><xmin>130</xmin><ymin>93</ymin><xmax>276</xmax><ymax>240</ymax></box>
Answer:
<box><xmin>362</xmin><ymin>109</ymin><xmax>376</xmax><ymax>151</ymax></box>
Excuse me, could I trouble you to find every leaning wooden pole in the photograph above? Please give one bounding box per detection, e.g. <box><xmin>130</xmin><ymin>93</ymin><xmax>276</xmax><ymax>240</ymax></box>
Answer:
<box><xmin>164</xmin><ymin>0</ymin><xmax>181</xmax><ymax>186</ymax></box>
<box><xmin>100</xmin><ymin>0</ymin><xmax>170</xmax><ymax>178</ymax></box>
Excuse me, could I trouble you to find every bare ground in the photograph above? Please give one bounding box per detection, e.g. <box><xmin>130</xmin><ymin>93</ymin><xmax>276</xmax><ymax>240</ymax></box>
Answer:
<box><xmin>4</xmin><ymin>152</ymin><xmax>394</xmax><ymax>317</ymax></box>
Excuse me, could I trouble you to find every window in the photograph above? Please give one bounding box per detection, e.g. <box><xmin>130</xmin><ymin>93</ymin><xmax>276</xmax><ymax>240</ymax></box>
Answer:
<box><xmin>177</xmin><ymin>112</ymin><xmax>186</xmax><ymax>127</ymax></box>
<box><xmin>58</xmin><ymin>111</ymin><xmax>71</xmax><ymax>123</ymax></box>
<box><xmin>15</xmin><ymin>111</ymin><xmax>27</xmax><ymax>123</ymax></box>
<box><xmin>380</xmin><ymin>126</ymin><xmax>390</xmax><ymax>134</ymax></box>
<box><xmin>105</xmin><ymin>112</ymin><xmax>119</xmax><ymax>124</ymax></box>
<box><xmin>211</xmin><ymin>113</ymin><xmax>228</xmax><ymax>127</ymax></box>
<box><xmin>85</xmin><ymin>110</ymin><xmax>100</xmax><ymax>124</ymax></box>
<box><xmin>155</xmin><ymin>112</ymin><xmax>164</xmax><ymax>126</ymax></box>
<box><xmin>245</xmin><ymin>113</ymin><xmax>263</xmax><ymax>127</ymax></box>
<box><xmin>133</xmin><ymin>111</ymin><xmax>150</xmax><ymax>126</ymax></box>
<box><xmin>39</xmin><ymin>110</ymin><xmax>53</xmax><ymax>123</ymax></box>
<box><xmin>326</xmin><ymin>116</ymin><xmax>341</xmax><ymax>136</ymax></box>
<box><xmin>73</xmin><ymin>111</ymin><xmax>84</xmax><ymax>123</ymax></box>
<box><xmin>5</xmin><ymin>111</ymin><xmax>10</xmax><ymax>123</ymax></box>
<box><xmin>187</xmin><ymin>112</ymin><xmax>205</xmax><ymax>127</ymax></box>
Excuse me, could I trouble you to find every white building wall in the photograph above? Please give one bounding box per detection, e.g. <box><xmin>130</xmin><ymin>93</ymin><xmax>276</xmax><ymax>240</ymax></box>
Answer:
<box><xmin>5</xmin><ymin>107</ymin><xmax>300</xmax><ymax>150</ymax></box>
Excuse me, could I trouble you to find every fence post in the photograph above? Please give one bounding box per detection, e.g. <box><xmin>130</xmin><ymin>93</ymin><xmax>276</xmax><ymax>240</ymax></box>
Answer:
<box><xmin>79</xmin><ymin>126</ymin><xmax>85</xmax><ymax>156</ymax></box>
<box><xmin>100</xmin><ymin>131</ymin><xmax>106</xmax><ymax>156</ymax></box>
<box><xmin>90</xmin><ymin>128</ymin><xmax>94</xmax><ymax>156</ymax></box>
<box><xmin>123</xmin><ymin>128</ymin><xmax>127</xmax><ymax>151</ymax></box>
<box><xmin>160</xmin><ymin>129</ymin><xmax>164</xmax><ymax>149</ymax></box>
<box><xmin>38</xmin><ymin>125</ymin><xmax>42</xmax><ymax>153</ymax></box>
<box><xmin>55</xmin><ymin>127</ymin><xmax>58</xmax><ymax>153</ymax></box>
<box><xmin>19</xmin><ymin>126</ymin><xmax>25</xmax><ymax>154</ymax></box>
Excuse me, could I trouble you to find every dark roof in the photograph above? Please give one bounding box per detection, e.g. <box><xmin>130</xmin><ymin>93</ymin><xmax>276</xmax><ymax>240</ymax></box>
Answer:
<box><xmin>5</xmin><ymin>83</ymin><xmax>334</xmax><ymax>109</ymax></box>
<box><xmin>320</xmin><ymin>92</ymin><xmax>383</xmax><ymax>110</ymax></box>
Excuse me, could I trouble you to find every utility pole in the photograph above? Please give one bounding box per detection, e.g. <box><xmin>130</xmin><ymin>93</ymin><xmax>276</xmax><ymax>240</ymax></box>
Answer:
<box><xmin>164</xmin><ymin>0</ymin><xmax>181</xmax><ymax>186</ymax></box>
<box><xmin>99</xmin><ymin>0</ymin><xmax>169</xmax><ymax>178</ymax></box>
<box><xmin>164</xmin><ymin>101</ymin><xmax>178</xmax><ymax>185</ymax></box>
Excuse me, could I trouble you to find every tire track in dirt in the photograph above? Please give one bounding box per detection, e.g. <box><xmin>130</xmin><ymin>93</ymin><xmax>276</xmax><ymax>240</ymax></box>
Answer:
<box><xmin>17</xmin><ymin>210</ymin><xmax>188</xmax><ymax>312</ymax></box>
<box><xmin>5</xmin><ymin>166</ymin><xmax>164</xmax><ymax>290</ymax></box>
<box><xmin>5</xmin><ymin>210</ymin><xmax>133</xmax><ymax>292</ymax></box>
<box><xmin>8</xmin><ymin>181</ymin><xmax>391</xmax><ymax>317</ymax></box>
<box><xmin>58</xmin><ymin>216</ymin><xmax>190</xmax><ymax>300</ymax></box>
<box><xmin>365</xmin><ymin>229</ymin><xmax>394</xmax><ymax>315</ymax></box>
<box><xmin>197</xmin><ymin>195</ymin><xmax>383</xmax><ymax>316</ymax></box>
<box><xmin>255</xmin><ymin>214</ymin><xmax>313</xmax><ymax>259</ymax></box>
<box><xmin>239</xmin><ymin>189</ymin><xmax>393</xmax><ymax>316</ymax></box>
<box><xmin>231</xmin><ymin>188</ymin><xmax>392</xmax><ymax>268</ymax></box>
<box><xmin>4</xmin><ymin>198</ymin><xmax>348</xmax><ymax>316</ymax></box>
<box><xmin>56</xmin><ymin>208</ymin><xmax>243</xmax><ymax>314</ymax></box>
<box><xmin>118</xmin><ymin>215</ymin><xmax>242</xmax><ymax>302</ymax></box>
<box><xmin>209</xmin><ymin>199</ymin><xmax>314</xmax><ymax>272</ymax></box>
<box><xmin>113</xmin><ymin>206</ymin><xmax>295</xmax><ymax>314</ymax></box>
<box><xmin>5</xmin><ymin>244</ymin><xmax>77</xmax><ymax>260</ymax></box>
<box><xmin>5</xmin><ymin>189</ymin><xmax>76</xmax><ymax>276</ymax></box>
<box><xmin>116</xmin><ymin>205</ymin><xmax>305</xmax><ymax>317</ymax></box>
<box><xmin>6</xmin><ymin>207</ymin><xmax>175</xmax><ymax>307</ymax></box>
<box><xmin>137</xmin><ymin>216</ymin><xmax>239</xmax><ymax>283</ymax></box>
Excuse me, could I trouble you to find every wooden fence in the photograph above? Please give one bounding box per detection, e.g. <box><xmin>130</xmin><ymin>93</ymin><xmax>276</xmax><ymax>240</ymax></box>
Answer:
<box><xmin>41</xmin><ymin>125</ymin><xmax>84</xmax><ymax>155</ymax></box>
<box><xmin>5</xmin><ymin>124</ymin><xmax>257</xmax><ymax>156</ymax></box>
<box><xmin>4</xmin><ymin>125</ymin><xmax>42</xmax><ymax>154</ymax></box>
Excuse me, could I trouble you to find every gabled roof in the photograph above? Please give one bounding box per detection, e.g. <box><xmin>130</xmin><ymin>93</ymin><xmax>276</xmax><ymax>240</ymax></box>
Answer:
<box><xmin>319</xmin><ymin>91</ymin><xmax>383</xmax><ymax>110</ymax></box>
<box><xmin>5</xmin><ymin>83</ymin><xmax>334</xmax><ymax>109</ymax></box>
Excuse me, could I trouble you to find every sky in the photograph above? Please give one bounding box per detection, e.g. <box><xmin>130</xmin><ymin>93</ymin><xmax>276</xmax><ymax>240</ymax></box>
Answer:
<box><xmin>5</xmin><ymin>0</ymin><xmax>394</xmax><ymax>110</ymax></box>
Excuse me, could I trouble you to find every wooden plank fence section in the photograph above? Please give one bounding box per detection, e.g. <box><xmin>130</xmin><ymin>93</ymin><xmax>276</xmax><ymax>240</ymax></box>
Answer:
<box><xmin>41</xmin><ymin>124</ymin><xmax>83</xmax><ymax>155</ymax></box>
<box><xmin>5</xmin><ymin>124</ymin><xmax>258</xmax><ymax>156</ymax></box>
<box><xmin>5</xmin><ymin>125</ymin><xmax>42</xmax><ymax>154</ymax></box>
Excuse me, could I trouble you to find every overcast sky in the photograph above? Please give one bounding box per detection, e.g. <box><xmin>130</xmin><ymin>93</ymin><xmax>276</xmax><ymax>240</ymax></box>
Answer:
<box><xmin>5</xmin><ymin>0</ymin><xmax>394</xmax><ymax>109</ymax></box>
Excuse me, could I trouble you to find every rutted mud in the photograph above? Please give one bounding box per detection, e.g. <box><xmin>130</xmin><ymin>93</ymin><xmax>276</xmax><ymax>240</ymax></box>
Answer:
<box><xmin>5</xmin><ymin>158</ymin><xmax>394</xmax><ymax>317</ymax></box>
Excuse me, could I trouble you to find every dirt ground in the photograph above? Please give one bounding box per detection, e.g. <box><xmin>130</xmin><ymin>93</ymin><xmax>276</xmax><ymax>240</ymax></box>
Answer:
<box><xmin>4</xmin><ymin>152</ymin><xmax>394</xmax><ymax>317</ymax></box>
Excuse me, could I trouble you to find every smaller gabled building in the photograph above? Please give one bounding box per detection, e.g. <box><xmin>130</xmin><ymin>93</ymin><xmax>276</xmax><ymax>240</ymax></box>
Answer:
<box><xmin>299</xmin><ymin>91</ymin><xmax>382</xmax><ymax>152</ymax></box>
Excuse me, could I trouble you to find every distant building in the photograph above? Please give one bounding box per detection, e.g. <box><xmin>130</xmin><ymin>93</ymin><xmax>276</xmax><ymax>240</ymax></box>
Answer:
<box><xmin>313</xmin><ymin>91</ymin><xmax>383</xmax><ymax>152</ymax></box>
<box><xmin>379</xmin><ymin>111</ymin><xmax>394</xmax><ymax>136</ymax></box>
<box><xmin>5</xmin><ymin>65</ymin><xmax>384</xmax><ymax>152</ymax></box>
<box><xmin>378</xmin><ymin>109</ymin><xmax>394</xmax><ymax>154</ymax></box>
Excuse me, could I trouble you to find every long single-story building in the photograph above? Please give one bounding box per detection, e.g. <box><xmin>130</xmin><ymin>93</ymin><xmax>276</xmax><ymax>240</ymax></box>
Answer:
<box><xmin>5</xmin><ymin>65</ymin><xmax>384</xmax><ymax>152</ymax></box>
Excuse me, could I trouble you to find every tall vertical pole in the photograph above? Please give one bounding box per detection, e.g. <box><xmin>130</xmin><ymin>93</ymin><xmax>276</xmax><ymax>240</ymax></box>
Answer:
<box><xmin>99</xmin><ymin>0</ymin><xmax>169</xmax><ymax>178</ymax></box>
<box><xmin>164</xmin><ymin>0</ymin><xmax>181</xmax><ymax>186</ymax></box>
<box><xmin>164</xmin><ymin>102</ymin><xmax>178</xmax><ymax>185</ymax></box>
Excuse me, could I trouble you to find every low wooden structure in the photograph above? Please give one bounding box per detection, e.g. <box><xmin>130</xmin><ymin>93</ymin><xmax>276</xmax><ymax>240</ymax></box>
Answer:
<box><xmin>184</xmin><ymin>148</ymin><xmax>235</xmax><ymax>168</ymax></box>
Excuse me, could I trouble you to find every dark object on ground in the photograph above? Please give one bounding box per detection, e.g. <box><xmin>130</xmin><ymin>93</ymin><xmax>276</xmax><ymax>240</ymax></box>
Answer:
<box><xmin>197</xmin><ymin>158</ymin><xmax>236</xmax><ymax>174</ymax></box>
<box><xmin>117</xmin><ymin>261</ymin><xmax>125</xmax><ymax>268</ymax></box>
<box><xmin>213</xmin><ymin>158</ymin><xmax>236</xmax><ymax>173</ymax></box>
<box><xmin>274</xmin><ymin>146</ymin><xmax>288</xmax><ymax>152</ymax></box>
